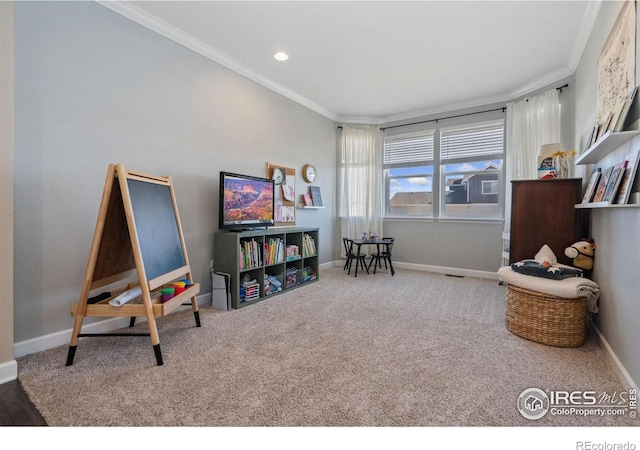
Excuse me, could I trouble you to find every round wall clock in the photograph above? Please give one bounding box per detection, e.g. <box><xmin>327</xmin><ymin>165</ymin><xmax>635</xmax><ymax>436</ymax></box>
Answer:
<box><xmin>272</xmin><ymin>168</ymin><xmax>285</xmax><ymax>185</ymax></box>
<box><xmin>303</xmin><ymin>164</ymin><xmax>317</xmax><ymax>183</ymax></box>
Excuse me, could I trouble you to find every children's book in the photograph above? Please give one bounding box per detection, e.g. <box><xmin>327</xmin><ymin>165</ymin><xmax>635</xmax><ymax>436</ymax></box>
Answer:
<box><xmin>602</xmin><ymin>160</ymin><xmax>628</xmax><ymax>203</ymax></box>
<box><xmin>581</xmin><ymin>168</ymin><xmax>601</xmax><ymax>204</ymax></box>
<box><xmin>591</xmin><ymin>166</ymin><xmax>613</xmax><ymax>203</ymax></box>
<box><xmin>615</xmin><ymin>85</ymin><xmax>639</xmax><ymax>132</ymax></box>
<box><xmin>615</xmin><ymin>150</ymin><xmax>640</xmax><ymax>204</ymax></box>
<box><xmin>310</xmin><ymin>186</ymin><xmax>323</xmax><ymax>207</ymax></box>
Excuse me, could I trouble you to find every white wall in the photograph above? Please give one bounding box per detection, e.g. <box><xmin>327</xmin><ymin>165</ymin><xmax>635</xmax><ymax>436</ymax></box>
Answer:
<box><xmin>13</xmin><ymin>2</ymin><xmax>337</xmax><ymax>347</ymax></box>
<box><xmin>573</xmin><ymin>0</ymin><xmax>640</xmax><ymax>387</ymax></box>
<box><xmin>0</xmin><ymin>2</ymin><xmax>16</xmax><ymax>382</ymax></box>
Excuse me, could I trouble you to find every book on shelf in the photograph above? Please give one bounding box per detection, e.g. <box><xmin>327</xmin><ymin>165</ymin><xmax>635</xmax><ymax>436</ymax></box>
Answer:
<box><xmin>309</xmin><ymin>186</ymin><xmax>323</xmax><ymax>207</ymax></box>
<box><xmin>303</xmin><ymin>234</ymin><xmax>316</xmax><ymax>257</ymax></box>
<box><xmin>591</xmin><ymin>166</ymin><xmax>613</xmax><ymax>203</ymax></box>
<box><xmin>615</xmin><ymin>150</ymin><xmax>640</xmax><ymax>204</ymax></box>
<box><xmin>303</xmin><ymin>193</ymin><xmax>313</xmax><ymax>206</ymax></box>
<box><xmin>264</xmin><ymin>237</ymin><xmax>284</xmax><ymax>265</ymax></box>
<box><xmin>614</xmin><ymin>85</ymin><xmax>638</xmax><ymax>132</ymax></box>
<box><xmin>581</xmin><ymin>168</ymin><xmax>601</xmax><ymax>204</ymax></box>
<box><xmin>239</xmin><ymin>239</ymin><xmax>262</xmax><ymax>270</ymax></box>
<box><xmin>602</xmin><ymin>160</ymin><xmax>628</xmax><ymax>203</ymax></box>
<box><xmin>609</xmin><ymin>101</ymin><xmax>626</xmax><ymax>134</ymax></box>
<box><xmin>598</xmin><ymin>111</ymin><xmax>613</xmax><ymax>140</ymax></box>
<box><xmin>286</xmin><ymin>244</ymin><xmax>299</xmax><ymax>260</ymax></box>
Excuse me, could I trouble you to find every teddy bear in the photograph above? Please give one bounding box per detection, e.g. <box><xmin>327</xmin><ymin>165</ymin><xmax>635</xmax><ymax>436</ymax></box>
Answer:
<box><xmin>565</xmin><ymin>239</ymin><xmax>596</xmax><ymax>271</ymax></box>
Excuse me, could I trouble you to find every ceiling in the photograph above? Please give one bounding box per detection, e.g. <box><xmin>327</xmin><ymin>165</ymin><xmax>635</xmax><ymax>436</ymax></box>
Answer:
<box><xmin>102</xmin><ymin>1</ymin><xmax>600</xmax><ymax>124</ymax></box>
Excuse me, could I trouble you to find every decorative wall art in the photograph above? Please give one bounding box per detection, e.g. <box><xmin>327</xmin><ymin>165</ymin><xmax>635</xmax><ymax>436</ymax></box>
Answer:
<box><xmin>267</xmin><ymin>162</ymin><xmax>296</xmax><ymax>226</ymax></box>
<box><xmin>597</xmin><ymin>1</ymin><xmax>636</xmax><ymax>123</ymax></box>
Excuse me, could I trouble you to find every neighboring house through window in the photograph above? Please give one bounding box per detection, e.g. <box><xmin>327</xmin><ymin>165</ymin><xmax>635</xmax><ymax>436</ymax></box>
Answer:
<box><xmin>384</xmin><ymin>119</ymin><xmax>504</xmax><ymax>220</ymax></box>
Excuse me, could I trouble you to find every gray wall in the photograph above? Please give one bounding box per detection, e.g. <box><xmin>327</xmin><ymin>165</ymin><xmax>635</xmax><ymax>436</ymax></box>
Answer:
<box><xmin>0</xmin><ymin>2</ymin><xmax>15</xmax><ymax>378</ymax></box>
<box><xmin>573</xmin><ymin>0</ymin><xmax>640</xmax><ymax>387</ymax></box>
<box><xmin>13</xmin><ymin>2</ymin><xmax>337</xmax><ymax>345</ymax></box>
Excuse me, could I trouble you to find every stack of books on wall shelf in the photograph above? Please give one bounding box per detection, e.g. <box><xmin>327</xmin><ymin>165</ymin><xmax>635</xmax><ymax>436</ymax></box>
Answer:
<box><xmin>264</xmin><ymin>237</ymin><xmax>284</xmax><ymax>265</ymax></box>
<box><xmin>302</xmin><ymin>234</ymin><xmax>316</xmax><ymax>257</ymax></box>
<box><xmin>581</xmin><ymin>150</ymin><xmax>640</xmax><ymax>206</ymax></box>
<box><xmin>239</xmin><ymin>239</ymin><xmax>262</xmax><ymax>270</ymax></box>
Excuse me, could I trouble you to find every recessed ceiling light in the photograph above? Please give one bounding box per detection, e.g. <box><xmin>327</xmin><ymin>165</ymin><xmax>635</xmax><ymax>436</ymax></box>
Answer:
<box><xmin>273</xmin><ymin>52</ymin><xmax>289</xmax><ymax>61</ymax></box>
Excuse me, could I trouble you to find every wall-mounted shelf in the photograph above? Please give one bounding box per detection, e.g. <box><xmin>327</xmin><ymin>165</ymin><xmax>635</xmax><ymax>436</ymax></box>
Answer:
<box><xmin>298</xmin><ymin>205</ymin><xmax>326</xmax><ymax>209</ymax></box>
<box><xmin>575</xmin><ymin>202</ymin><xmax>640</xmax><ymax>209</ymax></box>
<box><xmin>575</xmin><ymin>130</ymin><xmax>640</xmax><ymax>165</ymax></box>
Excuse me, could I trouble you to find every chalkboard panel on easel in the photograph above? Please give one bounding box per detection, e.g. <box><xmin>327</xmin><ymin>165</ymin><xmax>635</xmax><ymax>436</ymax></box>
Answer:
<box><xmin>67</xmin><ymin>163</ymin><xmax>200</xmax><ymax>367</ymax></box>
<box><xmin>127</xmin><ymin>179</ymin><xmax>185</xmax><ymax>282</ymax></box>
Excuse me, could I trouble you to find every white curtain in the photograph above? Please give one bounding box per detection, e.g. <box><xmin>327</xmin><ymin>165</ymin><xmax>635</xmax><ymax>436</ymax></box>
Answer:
<box><xmin>338</xmin><ymin>126</ymin><xmax>384</xmax><ymax>253</ymax></box>
<box><xmin>505</xmin><ymin>88</ymin><xmax>561</xmax><ymax>226</ymax></box>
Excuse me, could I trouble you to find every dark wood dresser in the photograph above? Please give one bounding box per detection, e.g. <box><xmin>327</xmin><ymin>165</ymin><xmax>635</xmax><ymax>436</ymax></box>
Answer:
<box><xmin>509</xmin><ymin>178</ymin><xmax>585</xmax><ymax>266</ymax></box>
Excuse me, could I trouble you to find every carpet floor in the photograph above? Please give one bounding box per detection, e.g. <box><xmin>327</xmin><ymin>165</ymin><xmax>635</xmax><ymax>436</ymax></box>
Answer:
<box><xmin>17</xmin><ymin>267</ymin><xmax>638</xmax><ymax>427</ymax></box>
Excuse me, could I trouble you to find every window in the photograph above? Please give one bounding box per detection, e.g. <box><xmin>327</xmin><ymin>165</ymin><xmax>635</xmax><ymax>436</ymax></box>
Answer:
<box><xmin>482</xmin><ymin>180</ymin><xmax>499</xmax><ymax>195</ymax></box>
<box><xmin>384</xmin><ymin>131</ymin><xmax>435</xmax><ymax>217</ymax></box>
<box><xmin>440</xmin><ymin>121</ymin><xmax>504</xmax><ymax>218</ymax></box>
<box><xmin>384</xmin><ymin>119</ymin><xmax>504</xmax><ymax>220</ymax></box>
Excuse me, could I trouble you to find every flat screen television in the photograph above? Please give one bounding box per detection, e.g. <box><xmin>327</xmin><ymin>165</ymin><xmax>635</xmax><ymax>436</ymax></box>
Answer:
<box><xmin>219</xmin><ymin>171</ymin><xmax>275</xmax><ymax>230</ymax></box>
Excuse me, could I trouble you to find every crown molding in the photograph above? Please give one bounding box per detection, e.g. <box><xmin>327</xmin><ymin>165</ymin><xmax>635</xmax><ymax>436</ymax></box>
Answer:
<box><xmin>568</xmin><ymin>0</ymin><xmax>602</xmax><ymax>72</ymax></box>
<box><xmin>97</xmin><ymin>1</ymin><xmax>338</xmax><ymax>122</ymax></box>
<box><xmin>374</xmin><ymin>92</ymin><xmax>510</xmax><ymax>126</ymax></box>
<box><xmin>363</xmin><ymin>66</ymin><xmax>575</xmax><ymax>126</ymax></box>
<box><xmin>98</xmin><ymin>0</ymin><xmax>597</xmax><ymax>128</ymax></box>
<box><xmin>508</xmin><ymin>67</ymin><xmax>575</xmax><ymax>101</ymax></box>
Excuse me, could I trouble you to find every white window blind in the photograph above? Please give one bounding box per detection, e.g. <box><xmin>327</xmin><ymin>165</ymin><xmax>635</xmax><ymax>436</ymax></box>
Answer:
<box><xmin>384</xmin><ymin>132</ymin><xmax>435</xmax><ymax>168</ymax></box>
<box><xmin>441</xmin><ymin>121</ymin><xmax>504</xmax><ymax>162</ymax></box>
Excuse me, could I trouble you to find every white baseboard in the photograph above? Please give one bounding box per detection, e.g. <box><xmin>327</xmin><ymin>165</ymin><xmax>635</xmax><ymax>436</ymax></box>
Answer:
<box><xmin>393</xmin><ymin>261</ymin><xmax>499</xmax><ymax>280</ymax></box>
<box><xmin>0</xmin><ymin>359</ymin><xmax>17</xmax><ymax>385</ymax></box>
<box><xmin>590</xmin><ymin>320</ymin><xmax>638</xmax><ymax>391</ymax></box>
<box><xmin>329</xmin><ymin>259</ymin><xmax>499</xmax><ymax>280</ymax></box>
<box><xmin>13</xmin><ymin>293</ymin><xmax>211</xmax><ymax>359</ymax></box>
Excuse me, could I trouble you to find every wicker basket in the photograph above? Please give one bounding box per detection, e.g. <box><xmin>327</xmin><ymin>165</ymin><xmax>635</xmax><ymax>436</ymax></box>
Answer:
<box><xmin>505</xmin><ymin>284</ymin><xmax>587</xmax><ymax>347</ymax></box>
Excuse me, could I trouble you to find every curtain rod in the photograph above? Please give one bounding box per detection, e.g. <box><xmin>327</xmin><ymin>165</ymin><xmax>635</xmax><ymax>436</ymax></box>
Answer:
<box><xmin>379</xmin><ymin>106</ymin><xmax>505</xmax><ymax>131</ymax></box>
<box><xmin>338</xmin><ymin>83</ymin><xmax>569</xmax><ymax>131</ymax></box>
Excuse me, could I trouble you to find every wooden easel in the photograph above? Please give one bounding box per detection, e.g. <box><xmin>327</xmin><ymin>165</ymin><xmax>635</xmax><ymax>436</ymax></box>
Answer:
<box><xmin>66</xmin><ymin>164</ymin><xmax>200</xmax><ymax>366</ymax></box>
